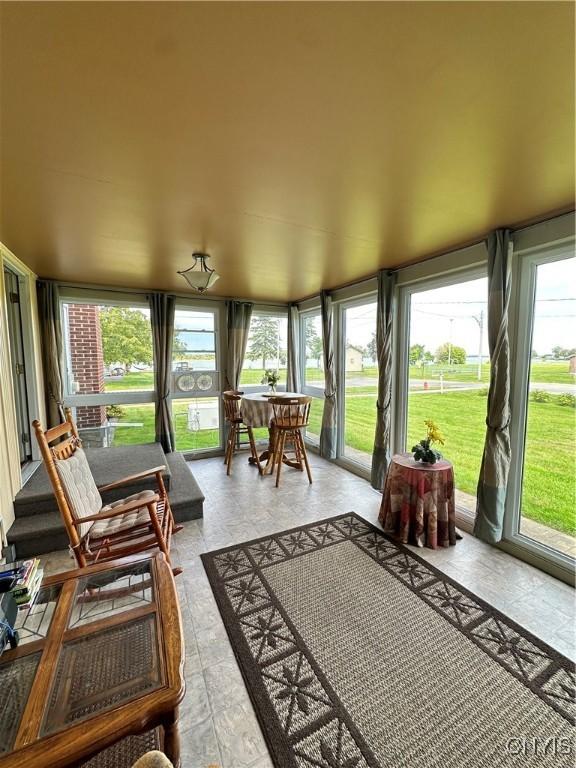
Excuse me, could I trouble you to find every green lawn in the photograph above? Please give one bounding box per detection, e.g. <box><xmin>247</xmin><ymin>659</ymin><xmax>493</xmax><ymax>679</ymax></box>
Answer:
<box><xmin>309</xmin><ymin>389</ymin><xmax>575</xmax><ymax>536</ymax></box>
<box><xmin>105</xmin><ymin>360</ymin><xmax>574</xmax><ymax>393</ymax></box>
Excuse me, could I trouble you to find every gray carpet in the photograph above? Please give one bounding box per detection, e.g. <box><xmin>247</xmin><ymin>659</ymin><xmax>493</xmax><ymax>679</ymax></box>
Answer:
<box><xmin>202</xmin><ymin>514</ymin><xmax>575</xmax><ymax>768</ymax></box>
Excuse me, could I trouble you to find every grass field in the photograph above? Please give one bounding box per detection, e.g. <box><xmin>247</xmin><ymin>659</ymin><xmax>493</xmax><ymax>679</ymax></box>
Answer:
<box><xmin>105</xmin><ymin>362</ymin><xmax>575</xmax><ymax>537</ymax></box>
<box><xmin>104</xmin><ymin>360</ymin><xmax>575</xmax><ymax>392</ymax></box>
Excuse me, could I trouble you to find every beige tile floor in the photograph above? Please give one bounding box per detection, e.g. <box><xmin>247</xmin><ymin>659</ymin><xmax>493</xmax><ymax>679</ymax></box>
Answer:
<box><xmin>42</xmin><ymin>453</ymin><xmax>576</xmax><ymax>768</ymax></box>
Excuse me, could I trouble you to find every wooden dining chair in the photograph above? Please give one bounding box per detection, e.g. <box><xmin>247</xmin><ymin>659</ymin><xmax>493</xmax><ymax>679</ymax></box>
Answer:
<box><xmin>268</xmin><ymin>396</ymin><xmax>313</xmax><ymax>487</ymax></box>
<box><xmin>33</xmin><ymin>409</ymin><xmax>182</xmax><ymax>573</ymax></box>
<box><xmin>222</xmin><ymin>391</ymin><xmax>262</xmax><ymax>475</ymax></box>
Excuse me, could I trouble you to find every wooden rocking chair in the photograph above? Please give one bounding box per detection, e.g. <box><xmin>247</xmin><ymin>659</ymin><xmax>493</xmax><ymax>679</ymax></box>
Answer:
<box><xmin>33</xmin><ymin>409</ymin><xmax>182</xmax><ymax>574</ymax></box>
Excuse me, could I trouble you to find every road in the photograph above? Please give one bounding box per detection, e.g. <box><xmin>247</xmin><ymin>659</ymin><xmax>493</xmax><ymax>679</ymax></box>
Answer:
<box><xmin>344</xmin><ymin>375</ymin><xmax>576</xmax><ymax>396</ymax></box>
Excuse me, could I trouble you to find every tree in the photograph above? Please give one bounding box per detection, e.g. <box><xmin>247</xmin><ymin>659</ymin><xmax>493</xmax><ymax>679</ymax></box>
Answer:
<box><xmin>366</xmin><ymin>332</ymin><xmax>376</xmax><ymax>362</ymax></box>
<box><xmin>409</xmin><ymin>344</ymin><xmax>425</xmax><ymax>365</ymax></box>
<box><xmin>306</xmin><ymin>322</ymin><xmax>323</xmax><ymax>366</ymax></box>
<box><xmin>100</xmin><ymin>307</ymin><xmax>153</xmax><ymax>372</ymax></box>
<box><xmin>435</xmin><ymin>342</ymin><xmax>466</xmax><ymax>365</ymax></box>
<box><xmin>552</xmin><ymin>346</ymin><xmax>576</xmax><ymax>359</ymax></box>
<box><xmin>247</xmin><ymin>316</ymin><xmax>280</xmax><ymax>369</ymax></box>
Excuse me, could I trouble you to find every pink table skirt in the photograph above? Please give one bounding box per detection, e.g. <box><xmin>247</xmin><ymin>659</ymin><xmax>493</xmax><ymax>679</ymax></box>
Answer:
<box><xmin>378</xmin><ymin>453</ymin><xmax>458</xmax><ymax>549</ymax></box>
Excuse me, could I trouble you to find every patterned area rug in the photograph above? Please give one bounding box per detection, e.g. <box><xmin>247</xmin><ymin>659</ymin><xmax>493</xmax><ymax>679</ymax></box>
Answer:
<box><xmin>201</xmin><ymin>514</ymin><xmax>575</xmax><ymax>767</ymax></box>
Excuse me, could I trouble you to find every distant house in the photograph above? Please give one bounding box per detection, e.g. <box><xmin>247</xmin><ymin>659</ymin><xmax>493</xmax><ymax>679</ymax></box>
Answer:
<box><xmin>346</xmin><ymin>345</ymin><xmax>364</xmax><ymax>372</ymax></box>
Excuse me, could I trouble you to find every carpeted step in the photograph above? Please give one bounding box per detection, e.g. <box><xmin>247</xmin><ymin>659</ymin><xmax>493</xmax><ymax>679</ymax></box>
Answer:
<box><xmin>13</xmin><ymin>443</ymin><xmax>172</xmax><ymax>518</ymax></box>
<box><xmin>8</xmin><ymin>449</ymin><xmax>204</xmax><ymax>557</ymax></box>
<box><xmin>164</xmin><ymin>452</ymin><xmax>205</xmax><ymax>522</ymax></box>
<box><xmin>7</xmin><ymin>512</ymin><xmax>69</xmax><ymax>558</ymax></box>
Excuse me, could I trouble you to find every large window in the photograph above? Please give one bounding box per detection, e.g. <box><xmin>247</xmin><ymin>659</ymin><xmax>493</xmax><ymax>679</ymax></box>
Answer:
<box><xmin>514</xmin><ymin>254</ymin><xmax>575</xmax><ymax>559</ymax></box>
<box><xmin>301</xmin><ymin>311</ymin><xmax>324</xmax><ymax>443</ymax></box>
<box><xmin>340</xmin><ymin>300</ymin><xmax>377</xmax><ymax>466</ymax></box>
<box><xmin>61</xmin><ymin>295</ymin><xmax>156</xmax><ymax>448</ymax></box>
<box><xmin>402</xmin><ymin>275</ymin><xmax>489</xmax><ymax>512</ymax></box>
<box><xmin>240</xmin><ymin>311</ymin><xmax>288</xmax><ymax>390</ymax></box>
<box><xmin>171</xmin><ymin>306</ymin><xmax>221</xmax><ymax>453</ymax></box>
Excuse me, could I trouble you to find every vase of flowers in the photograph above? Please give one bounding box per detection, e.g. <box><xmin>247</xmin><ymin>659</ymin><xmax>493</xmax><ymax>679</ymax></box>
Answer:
<box><xmin>261</xmin><ymin>369</ymin><xmax>279</xmax><ymax>394</ymax></box>
<box><xmin>412</xmin><ymin>419</ymin><xmax>445</xmax><ymax>464</ymax></box>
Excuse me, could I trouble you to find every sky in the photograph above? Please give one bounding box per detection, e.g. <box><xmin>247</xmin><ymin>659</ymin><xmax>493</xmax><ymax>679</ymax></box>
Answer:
<box><xmin>344</xmin><ymin>258</ymin><xmax>575</xmax><ymax>358</ymax></box>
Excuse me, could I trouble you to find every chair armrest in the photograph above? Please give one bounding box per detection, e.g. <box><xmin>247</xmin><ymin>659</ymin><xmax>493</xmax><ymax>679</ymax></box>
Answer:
<box><xmin>70</xmin><ymin>493</ymin><xmax>161</xmax><ymax>525</ymax></box>
<box><xmin>98</xmin><ymin>466</ymin><xmax>166</xmax><ymax>493</ymax></box>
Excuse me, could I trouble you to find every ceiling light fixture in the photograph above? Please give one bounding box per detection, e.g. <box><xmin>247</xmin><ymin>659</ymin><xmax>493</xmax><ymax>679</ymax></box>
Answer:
<box><xmin>178</xmin><ymin>252</ymin><xmax>220</xmax><ymax>294</ymax></box>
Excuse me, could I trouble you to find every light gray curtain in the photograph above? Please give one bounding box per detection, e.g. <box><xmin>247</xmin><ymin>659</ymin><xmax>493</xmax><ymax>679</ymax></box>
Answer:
<box><xmin>224</xmin><ymin>301</ymin><xmax>253</xmax><ymax>391</ymax></box>
<box><xmin>371</xmin><ymin>270</ymin><xmax>396</xmax><ymax>490</ymax></box>
<box><xmin>319</xmin><ymin>291</ymin><xmax>337</xmax><ymax>459</ymax></box>
<box><xmin>37</xmin><ymin>280</ymin><xmax>65</xmax><ymax>428</ymax></box>
<box><xmin>474</xmin><ymin>229</ymin><xmax>513</xmax><ymax>544</ymax></box>
<box><xmin>149</xmin><ymin>293</ymin><xmax>176</xmax><ymax>453</ymax></box>
<box><xmin>286</xmin><ymin>303</ymin><xmax>301</xmax><ymax>393</ymax></box>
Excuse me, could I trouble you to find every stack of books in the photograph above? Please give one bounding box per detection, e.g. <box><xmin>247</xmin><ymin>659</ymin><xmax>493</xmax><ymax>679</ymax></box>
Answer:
<box><xmin>2</xmin><ymin>559</ymin><xmax>43</xmax><ymax>608</ymax></box>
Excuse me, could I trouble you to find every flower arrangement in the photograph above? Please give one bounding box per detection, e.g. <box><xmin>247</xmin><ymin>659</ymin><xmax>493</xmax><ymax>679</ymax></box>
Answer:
<box><xmin>412</xmin><ymin>419</ymin><xmax>445</xmax><ymax>464</ymax></box>
<box><xmin>261</xmin><ymin>369</ymin><xmax>280</xmax><ymax>391</ymax></box>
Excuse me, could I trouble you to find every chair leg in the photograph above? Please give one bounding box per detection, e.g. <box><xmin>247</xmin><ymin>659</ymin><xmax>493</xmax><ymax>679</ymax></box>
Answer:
<box><xmin>275</xmin><ymin>430</ymin><xmax>287</xmax><ymax>487</ymax></box>
<box><xmin>226</xmin><ymin>423</ymin><xmax>237</xmax><ymax>475</ymax></box>
<box><xmin>297</xmin><ymin>430</ymin><xmax>313</xmax><ymax>484</ymax></box>
<box><xmin>247</xmin><ymin>427</ymin><xmax>262</xmax><ymax>474</ymax></box>
<box><xmin>146</xmin><ymin>502</ymin><xmax>172</xmax><ymax>564</ymax></box>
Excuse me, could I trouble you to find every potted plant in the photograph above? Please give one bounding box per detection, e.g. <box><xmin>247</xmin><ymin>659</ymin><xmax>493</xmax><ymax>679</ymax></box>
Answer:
<box><xmin>261</xmin><ymin>369</ymin><xmax>280</xmax><ymax>393</ymax></box>
<box><xmin>412</xmin><ymin>419</ymin><xmax>445</xmax><ymax>464</ymax></box>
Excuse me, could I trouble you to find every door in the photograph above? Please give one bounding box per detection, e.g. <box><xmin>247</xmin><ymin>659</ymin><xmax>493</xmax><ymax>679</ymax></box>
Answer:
<box><xmin>3</xmin><ymin>267</ymin><xmax>32</xmax><ymax>464</ymax></box>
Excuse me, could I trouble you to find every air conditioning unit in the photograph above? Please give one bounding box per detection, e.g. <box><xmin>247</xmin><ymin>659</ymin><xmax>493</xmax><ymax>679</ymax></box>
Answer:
<box><xmin>172</xmin><ymin>370</ymin><xmax>219</xmax><ymax>396</ymax></box>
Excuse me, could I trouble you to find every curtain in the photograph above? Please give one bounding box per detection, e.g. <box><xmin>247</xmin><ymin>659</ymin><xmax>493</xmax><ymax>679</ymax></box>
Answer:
<box><xmin>149</xmin><ymin>293</ymin><xmax>176</xmax><ymax>453</ymax></box>
<box><xmin>224</xmin><ymin>301</ymin><xmax>253</xmax><ymax>391</ymax></box>
<box><xmin>370</xmin><ymin>270</ymin><xmax>396</xmax><ymax>490</ymax></box>
<box><xmin>319</xmin><ymin>291</ymin><xmax>337</xmax><ymax>459</ymax></box>
<box><xmin>37</xmin><ymin>280</ymin><xmax>65</xmax><ymax>428</ymax></box>
<box><xmin>286</xmin><ymin>303</ymin><xmax>301</xmax><ymax>393</ymax></box>
<box><xmin>474</xmin><ymin>229</ymin><xmax>513</xmax><ymax>543</ymax></box>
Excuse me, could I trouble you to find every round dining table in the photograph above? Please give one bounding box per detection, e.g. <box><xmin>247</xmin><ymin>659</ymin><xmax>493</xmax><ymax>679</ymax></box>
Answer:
<box><xmin>240</xmin><ymin>392</ymin><xmax>304</xmax><ymax>472</ymax></box>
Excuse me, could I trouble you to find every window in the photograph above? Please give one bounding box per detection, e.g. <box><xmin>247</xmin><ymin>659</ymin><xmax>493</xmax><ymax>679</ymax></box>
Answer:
<box><xmin>514</xmin><ymin>254</ymin><xmax>575</xmax><ymax>560</ymax></box>
<box><xmin>171</xmin><ymin>306</ymin><xmax>221</xmax><ymax>454</ymax></box>
<box><xmin>300</xmin><ymin>311</ymin><xmax>324</xmax><ymax>443</ymax></box>
<box><xmin>340</xmin><ymin>300</ymin><xmax>377</xmax><ymax>466</ymax></box>
<box><xmin>400</xmin><ymin>274</ymin><xmax>489</xmax><ymax>514</ymax></box>
<box><xmin>61</xmin><ymin>296</ymin><xmax>156</xmax><ymax>448</ymax></box>
<box><xmin>240</xmin><ymin>311</ymin><xmax>288</xmax><ymax>389</ymax></box>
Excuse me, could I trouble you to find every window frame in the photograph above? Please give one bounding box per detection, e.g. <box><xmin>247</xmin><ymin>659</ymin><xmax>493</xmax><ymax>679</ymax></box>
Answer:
<box><xmin>393</xmin><ymin>264</ymin><xmax>488</xmax><ymax>459</ymax></box>
<box><xmin>336</xmin><ymin>293</ymin><xmax>378</xmax><ymax>475</ymax></box>
<box><xmin>238</xmin><ymin>306</ymin><xmax>289</xmax><ymax>393</ymax></box>
<box><xmin>504</xmin><ymin>242</ymin><xmax>575</xmax><ymax>575</ymax></box>
<box><xmin>172</xmin><ymin>298</ymin><xmax>224</xmax><ymax>457</ymax></box>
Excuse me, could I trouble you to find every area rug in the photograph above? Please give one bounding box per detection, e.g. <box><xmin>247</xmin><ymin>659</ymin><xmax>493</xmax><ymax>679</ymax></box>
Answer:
<box><xmin>201</xmin><ymin>513</ymin><xmax>575</xmax><ymax>767</ymax></box>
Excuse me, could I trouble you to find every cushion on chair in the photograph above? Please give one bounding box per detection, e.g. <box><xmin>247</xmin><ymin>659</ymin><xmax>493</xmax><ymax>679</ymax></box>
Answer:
<box><xmin>54</xmin><ymin>447</ymin><xmax>103</xmax><ymax>539</ymax></box>
<box><xmin>131</xmin><ymin>751</ymin><xmax>174</xmax><ymax>768</ymax></box>
<box><xmin>91</xmin><ymin>489</ymin><xmax>158</xmax><ymax>538</ymax></box>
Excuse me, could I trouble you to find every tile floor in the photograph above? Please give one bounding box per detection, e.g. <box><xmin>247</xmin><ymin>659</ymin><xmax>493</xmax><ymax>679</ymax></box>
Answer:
<box><xmin>42</xmin><ymin>453</ymin><xmax>576</xmax><ymax>768</ymax></box>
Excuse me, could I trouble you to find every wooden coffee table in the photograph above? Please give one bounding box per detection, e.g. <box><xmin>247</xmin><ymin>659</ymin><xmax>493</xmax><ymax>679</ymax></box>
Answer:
<box><xmin>0</xmin><ymin>553</ymin><xmax>185</xmax><ymax>767</ymax></box>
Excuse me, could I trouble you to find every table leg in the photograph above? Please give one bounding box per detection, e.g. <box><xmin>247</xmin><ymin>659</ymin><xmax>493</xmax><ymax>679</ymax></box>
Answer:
<box><xmin>163</xmin><ymin>707</ymin><xmax>181</xmax><ymax>768</ymax></box>
<box><xmin>248</xmin><ymin>426</ymin><xmax>301</xmax><ymax>474</ymax></box>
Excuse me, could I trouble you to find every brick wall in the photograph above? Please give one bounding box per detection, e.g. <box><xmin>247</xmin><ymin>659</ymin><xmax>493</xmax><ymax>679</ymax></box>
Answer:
<box><xmin>67</xmin><ymin>304</ymin><xmax>106</xmax><ymax>427</ymax></box>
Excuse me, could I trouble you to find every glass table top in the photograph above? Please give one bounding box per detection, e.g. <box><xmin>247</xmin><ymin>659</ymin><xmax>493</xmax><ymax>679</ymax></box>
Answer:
<box><xmin>0</xmin><ymin>557</ymin><xmax>163</xmax><ymax>755</ymax></box>
<box><xmin>69</xmin><ymin>560</ymin><xmax>153</xmax><ymax>629</ymax></box>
